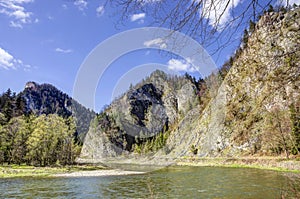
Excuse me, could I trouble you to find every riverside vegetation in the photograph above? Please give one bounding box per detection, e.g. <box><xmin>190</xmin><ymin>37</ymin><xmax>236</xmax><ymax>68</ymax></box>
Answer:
<box><xmin>0</xmin><ymin>82</ymin><xmax>95</xmax><ymax>168</ymax></box>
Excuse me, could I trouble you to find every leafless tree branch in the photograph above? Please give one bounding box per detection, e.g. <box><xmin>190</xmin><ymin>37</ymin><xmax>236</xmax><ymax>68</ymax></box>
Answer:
<box><xmin>106</xmin><ymin>0</ymin><xmax>291</xmax><ymax>56</ymax></box>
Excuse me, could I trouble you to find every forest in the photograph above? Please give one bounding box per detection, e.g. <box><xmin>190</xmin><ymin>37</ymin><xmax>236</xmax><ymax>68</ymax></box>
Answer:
<box><xmin>0</xmin><ymin>86</ymin><xmax>86</xmax><ymax>166</ymax></box>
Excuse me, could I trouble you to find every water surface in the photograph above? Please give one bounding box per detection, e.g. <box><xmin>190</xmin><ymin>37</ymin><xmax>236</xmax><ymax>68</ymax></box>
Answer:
<box><xmin>0</xmin><ymin>166</ymin><xmax>299</xmax><ymax>198</ymax></box>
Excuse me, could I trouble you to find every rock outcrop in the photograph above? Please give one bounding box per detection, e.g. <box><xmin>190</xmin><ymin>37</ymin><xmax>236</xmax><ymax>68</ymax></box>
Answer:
<box><xmin>80</xmin><ymin>70</ymin><xmax>198</xmax><ymax>160</ymax></box>
<box><xmin>80</xmin><ymin>8</ymin><xmax>300</xmax><ymax>163</ymax></box>
<box><xmin>167</xmin><ymin>8</ymin><xmax>300</xmax><ymax>158</ymax></box>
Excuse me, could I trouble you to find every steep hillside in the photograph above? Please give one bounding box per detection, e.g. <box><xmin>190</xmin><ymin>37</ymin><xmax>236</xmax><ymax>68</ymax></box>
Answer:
<box><xmin>79</xmin><ymin>8</ymin><xmax>300</xmax><ymax>163</ymax></box>
<box><xmin>0</xmin><ymin>82</ymin><xmax>96</xmax><ymax>142</ymax></box>
<box><xmin>80</xmin><ymin>70</ymin><xmax>199</xmax><ymax>159</ymax></box>
<box><xmin>166</xmin><ymin>7</ymin><xmax>300</xmax><ymax>158</ymax></box>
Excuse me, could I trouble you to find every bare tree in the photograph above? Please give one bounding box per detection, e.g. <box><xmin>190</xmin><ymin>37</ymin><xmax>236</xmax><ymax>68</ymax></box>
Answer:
<box><xmin>107</xmin><ymin>0</ymin><xmax>292</xmax><ymax>55</ymax></box>
<box><xmin>264</xmin><ymin>107</ymin><xmax>293</xmax><ymax>159</ymax></box>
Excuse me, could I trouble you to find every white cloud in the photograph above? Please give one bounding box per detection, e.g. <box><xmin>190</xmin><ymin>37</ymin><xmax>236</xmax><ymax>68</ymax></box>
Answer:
<box><xmin>62</xmin><ymin>4</ymin><xmax>68</xmax><ymax>10</ymax></box>
<box><xmin>55</xmin><ymin>48</ymin><xmax>73</xmax><ymax>54</ymax></box>
<box><xmin>23</xmin><ymin>64</ymin><xmax>31</xmax><ymax>72</ymax></box>
<box><xmin>0</xmin><ymin>0</ymin><xmax>36</xmax><ymax>28</ymax></box>
<box><xmin>144</xmin><ymin>38</ymin><xmax>167</xmax><ymax>49</ymax></box>
<box><xmin>74</xmin><ymin>0</ymin><xmax>87</xmax><ymax>11</ymax></box>
<box><xmin>0</xmin><ymin>47</ymin><xmax>31</xmax><ymax>70</ymax></box>
<box><xmin>145</xmin><ymin>0</ymin><xmax>161</xmax><ymax>2</ymax></box>
<box><xmin>130</xmin><ymin>13</ymin><xmax>146</xmax><ymax>22</ymax></box>
<box><xmin>0</xmin><ymin>47</ymin><xmax>14</xmax><ymax>69</ymax></box>
<box><xmin>137</xmin><ymin>0</ymin><xmax>162</xmax><ymax>5</ymax></box>
<box><xmin>279</xmin><ymin>0</ymin><xmax>300</xmax><ymax>5</ymax></box>
<box><xmin>167</xmin><ymin>58</ymin><xmax>197</xmax><ymax>72</ymax></box>
<box><xmin>200</xmin><ymin>0</ymin><xmax>242</xmax><ymax>29</ymax></box>
<box><xmin>8</xmin><ymin>0</ymin><xmax>33</xmax><ymax>3</ymax></box>
<box><xmin>96</xmin><ymin>5</ymin><xmax>104</xmax><ymax>17</ymax></box>
<box><xmin>10</xmin><ymin>21</ymin><xmax>23</xmax><ymax>28</ymax></box>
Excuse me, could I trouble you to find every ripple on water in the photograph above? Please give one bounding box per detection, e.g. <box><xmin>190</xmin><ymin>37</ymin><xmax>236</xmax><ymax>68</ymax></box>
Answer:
<box><xmin>0</xmin><ymin>167</ymin><xmax>299</xmax><ymax>198</ymax></box>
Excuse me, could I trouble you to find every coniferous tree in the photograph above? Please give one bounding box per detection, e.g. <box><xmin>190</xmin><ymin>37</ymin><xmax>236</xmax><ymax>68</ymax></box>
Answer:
<box><xmin>249</xmin><ymin>20</ymin><xmax>256</xmax><ymax>33</ymax></box>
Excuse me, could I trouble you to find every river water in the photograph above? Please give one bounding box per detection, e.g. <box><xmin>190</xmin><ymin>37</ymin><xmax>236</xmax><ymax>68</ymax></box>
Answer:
<box><xmin>0</xmin><ymin>166</ymin><xmax>299</xmax><ymax>198</ymax></box>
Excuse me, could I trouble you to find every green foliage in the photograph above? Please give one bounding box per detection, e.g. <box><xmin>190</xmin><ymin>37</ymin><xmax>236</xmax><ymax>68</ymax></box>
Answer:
<box><xmin>0</xmin><ymin>116</ymin><xmax>31</xmax><ymax>165</ymax></box>
<box><xmin>0</xmin><ymin>113</ymin><xmax>6</xmax><ymax>126</ymax></box>
<box><xmin>219</xmin><ymin>56</ymin><xmax>233</xmax><ymax>80</ymax></box>
<box><xmin>0</xmin><ymin>83</ymin><xmax>96</xmax><ymax>144</ymax></box>
<box><xmin>290</xmin><ymin>100</ymin><xmax>300</xmax><ymax>154</ymax></box>
<box><xmin>27</xmin><ymin>114</ymin><xmax>80</xmax><ymax>166</ymax></box>
<box><xmin>0</xmin><ymin>114</ymin><xmax>80</xmax><ymax>166</ymax></box>
<box><xmin>264</xmin><ymin>108</ymin><xmax>293</xmax><ymax>159</ymax></box>
<box><xmin>95</xmin><ymin>111</ymin><xmax>131</xmax><ymax>151</ymax></box>
<box><xmin>249</xmin><ymin>20</ymin><xmax>256</xmax><ymax>33</ymax></box>
<box><xmin>9</xmin><ymin>117</ymin><xmax>31</xmax><ymax>165</ymax></box>
<box><xmin>242</xmin><ymin>29</ymin><xmax>249</xmax><ymax>48</ymax></box>
<box><xmin>190</xmin><ymin>145</ymin><xmax>198</xmax><ymax>155</ymax></box>
<box><xmin>133</xmin><ymin>131</ymin><xmax>169</xmax><ymax>154</ymax></box>
<box><xmin>267</xmin><ymin>5</ymin><xmax>274</xmax><ymax>12</ymax></box>
<box><xmin>0</xmin><ymin>89</ymin><xmax>16</xmax><ymax>122</ymax></box>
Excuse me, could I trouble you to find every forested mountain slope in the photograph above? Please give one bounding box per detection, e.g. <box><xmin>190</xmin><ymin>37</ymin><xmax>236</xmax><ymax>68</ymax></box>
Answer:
<box><xmin>0</xmin><ymin>82</ymin><xmax>96</xmax><ymax>143</ymax></box>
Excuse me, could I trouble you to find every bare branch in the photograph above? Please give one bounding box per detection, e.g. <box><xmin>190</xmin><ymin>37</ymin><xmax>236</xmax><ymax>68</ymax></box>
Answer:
<box><xmin>106</xmin><ymin>0</ymin><xmax>293</xmax><ymax>57</ymax></box>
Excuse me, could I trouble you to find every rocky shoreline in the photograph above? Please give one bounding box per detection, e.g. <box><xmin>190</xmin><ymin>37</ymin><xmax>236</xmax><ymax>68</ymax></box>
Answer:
<box><xmin>53</xmin><ymin>169</ymin><xmax>145</xmax><ymax>177</ymax></box>
<box><xmin>176</xmin><ymin>157</ymin><xmax>300</xmax><ymax>172</ymax></box>
<box><xmin>1</xmin><ymin>156</ymin><xmax>298</xmax><ymax>179</ymax></box>
<box><xmin>77</xmin><ymin>156</ymin><xmax>300</xmax><ymax>173</ymax></box>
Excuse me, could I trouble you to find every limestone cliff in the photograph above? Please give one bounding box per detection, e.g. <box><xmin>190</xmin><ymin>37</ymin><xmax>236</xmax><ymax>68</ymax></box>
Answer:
<box><xmin>79</xmin><ymin>8</ymin><xmax>300</xmax><ymax>163</ymax></box>
<box><xmin>80</xmin><ymin>70</ymin><xmax>198</xmax><ymax>160</ymax></box>
<box><xmin>167</xmin><ymin>8</ymin><xmax>300</xmax><ymax>158</ymax></box>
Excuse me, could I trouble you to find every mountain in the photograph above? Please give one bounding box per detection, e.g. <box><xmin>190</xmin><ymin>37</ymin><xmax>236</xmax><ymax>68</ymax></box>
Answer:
<box><xmin>80</xmin><ymin>70</ymin><xmax>201</xmax><ymax>159</ymax></box>
<box><xmin>0</xmin><ymin>82</ymin><xmax>96</xmax><ymax>143</ymax></box>
<box><xmin>171</xmin><ymin>7</ymin><xmax>300</xmax><ymax>158</ymax></box>
<box><xmin>79</xmin><ymin>7</ymin><xmax>300</xmax><ymax>163</ymax></box>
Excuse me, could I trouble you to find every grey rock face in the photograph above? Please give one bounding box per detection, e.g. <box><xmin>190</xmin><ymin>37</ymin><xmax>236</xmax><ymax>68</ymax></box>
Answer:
<box><xmin>80</xmin><ymin>123</ymin><xmax>124</xmax><ymax>160</ymax></box>
<box><xmin>167</xmin><ymin>8</ymin><xmax>300</xmax><ymax>158</ymax></box>
<box><xmin>80</xmin><ymin>8</ymin><xmax>300</xmax><ymax>162</ymax></box>
<box><xmin>80</xmin><ymin>70</ymin><xmax>198</xmax><ymax>159</ymax></box>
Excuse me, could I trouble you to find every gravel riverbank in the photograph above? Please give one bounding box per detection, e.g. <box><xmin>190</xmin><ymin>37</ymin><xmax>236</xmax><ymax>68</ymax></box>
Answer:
<box><xmin>53</xmin><ymin>169</ymin><xmax>145</xmax><ymax>177</ymax></box>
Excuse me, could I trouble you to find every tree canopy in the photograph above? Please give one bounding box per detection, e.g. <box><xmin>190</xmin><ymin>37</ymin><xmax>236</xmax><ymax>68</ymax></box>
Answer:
<box><xmin>0</xmin><ymin>114</ymin><xmax>80</xmax><ymax>166</ymax></box>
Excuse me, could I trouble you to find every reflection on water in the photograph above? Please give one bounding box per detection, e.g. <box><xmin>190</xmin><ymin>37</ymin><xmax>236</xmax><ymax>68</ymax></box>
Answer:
<box><xmin>0</xmin><ymin>166</ymin><xmax>299</xmax><ymax>199</ymax></box>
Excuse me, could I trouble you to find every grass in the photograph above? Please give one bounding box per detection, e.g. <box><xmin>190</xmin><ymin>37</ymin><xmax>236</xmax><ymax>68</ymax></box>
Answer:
<box><xmin>1</xmin><ymin>156</ymin><xmax>299</xmax><ymax>178</ymax></box>
<box><xmin>0</xmin><ymin>164</ymin><xmax>107</xmax><ymax>178</ymax></box>
<box><xmin>176</xmin><ymin>156</ymin><xmax>300</xmax><ymax>173</ymax></box>
<box><xmin>216</xmin><ymin>163</ymin><xmax>299</xmax><ymax>173</ymax></box>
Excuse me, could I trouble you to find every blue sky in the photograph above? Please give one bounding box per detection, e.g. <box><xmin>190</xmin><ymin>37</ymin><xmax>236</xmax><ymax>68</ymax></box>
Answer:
<box><xmin>0</xmin><ymin>0</ymin><xmax>297</xmax><ymax>112</ymax></box>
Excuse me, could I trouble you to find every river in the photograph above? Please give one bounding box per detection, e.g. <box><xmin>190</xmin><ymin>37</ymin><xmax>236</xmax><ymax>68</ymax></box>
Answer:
<box><xmin>0</xmin><ymin>166</ymin><xmax>299</xmax><ymax>198</ymax></box>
